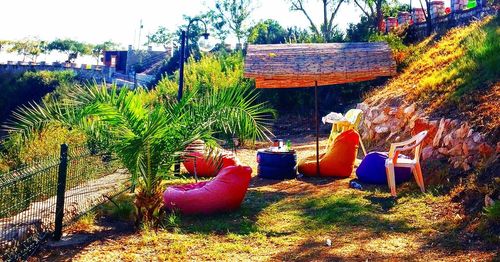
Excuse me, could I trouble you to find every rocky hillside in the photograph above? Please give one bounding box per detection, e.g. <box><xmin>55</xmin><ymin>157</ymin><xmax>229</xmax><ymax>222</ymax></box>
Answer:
<box><xmin>358</xmin><ymin>16</ymin><xmax>499</xmax><ymax>173</ymax></box>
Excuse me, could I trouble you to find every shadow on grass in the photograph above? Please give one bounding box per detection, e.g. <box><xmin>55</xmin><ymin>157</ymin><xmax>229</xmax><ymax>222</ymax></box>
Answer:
<box><xmin>300</xmin><ymin>194</ymin><xmax>413</xmax><ymax>233</ymax></box>
<box><xmin>34</xmin><ymin>218</ymin><xmax>136</xmax><ymax>261</ymax></box>
<box><xmin>271</xmin><ymin>239</ymin><xmax>347</xmax><ymax>262</ymax></box>
<box><xmin>170</xmin><ymin>189</ymin><xmax>289</xmax><ymax>236</ymax></box>
<box><xmin>364</xmin><ymin>194</ymin><xmax>397</xmax><ymax>212</ymax></box>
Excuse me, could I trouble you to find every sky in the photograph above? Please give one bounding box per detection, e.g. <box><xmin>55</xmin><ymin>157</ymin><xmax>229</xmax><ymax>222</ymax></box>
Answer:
<box><xmin>1</xmin><ymin>0</ymin><xmax>414</xmax><ymax>63</ymax></box>
<box><xmin>0</xmin><ymin>0</ymin><xmax>379</xmax><ymax>48</ymax></box>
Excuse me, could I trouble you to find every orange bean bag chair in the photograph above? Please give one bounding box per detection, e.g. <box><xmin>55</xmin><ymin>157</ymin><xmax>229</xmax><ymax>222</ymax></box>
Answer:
<box><xmin>183</xmin><ymin>151</ymin><xmax>239</xmax><ymax>177</ymax></box>
<box><xmin>298</xmin><ymin>129</ymin><xmax>359</xmax><ymax>177</ymax></box>
<box><xmin>162</xmin><ymin>165</ymin><xmax>252</xmax><ymax>215</ymax></box>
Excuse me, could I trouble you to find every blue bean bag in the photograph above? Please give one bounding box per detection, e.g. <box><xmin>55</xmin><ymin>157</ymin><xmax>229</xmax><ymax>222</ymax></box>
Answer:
<box><xmin>356</xmin><ymin>152</ymin><xmax>412</xmax><ymax>185</ymax></box>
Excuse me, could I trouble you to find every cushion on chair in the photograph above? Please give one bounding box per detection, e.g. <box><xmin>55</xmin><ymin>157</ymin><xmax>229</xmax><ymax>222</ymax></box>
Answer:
<box><xmin>356</xmin><ymin>152</ymin><xmax>412</xmax><ymax>184</ymax></box>
<box><xmin>298</xmin><ymin>129</ymin><xmax>359</xmax><ymax>177</ymax></box>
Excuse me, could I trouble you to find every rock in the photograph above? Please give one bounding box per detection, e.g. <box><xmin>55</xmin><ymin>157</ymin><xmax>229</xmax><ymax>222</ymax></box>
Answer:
<box><xmin>450</xmin><ymin>119</ymin><xmax>459</xmax><ymax>128</ymax></box>
<box><xmin>433</xmin><ymin>118</ymin><xmax>446</xmax><ymax>147</ymax></box>
<box><xmin>448</xmin><ymin>144</ymin><xmax>463</xmax><ymax>156</ymax></box>
<box><xmin>443</xmin><ymin>133</ymin><xmax>453</xmax><ymax>147</ymax></box>
<box><xmin>422</xmin><ymin>146</ymin><xmax>434</xmax><ymax>160</ymax></box>
<box><xmin>404</xmin><ymin>103</ymin><xmax>416</xmax><ymax>115</ymax></box>
<box><xmin>387</xmin><ymin>108</ymin><xmax>398</xmax><ymax>116</ymax></box>
<box><xmin>374</xmin><ymin>125</ymin><xmax>389</xmax><ymax>134</ymax></box>
<box><xmin>368</xmin><ymin>107</ymin><xmax>380</xmax><ymax>119</ymax></box>
<box><xmin>462</xmin><ymin>142</ymin><xmax>469</xmax><ymax>156</ymax></box>
<box><xmin>412</xmin><ymin>118</ymin><xmax>437</xmax><ymax>145</ymax></box>
<box><xmin>438</xmin><ymin>147</ymin><xmax>449</xmax><ymax>155</ymax></box>
<box><xmin>364</xmin><ymin>119</ymin><xmax>372</xmax><ymax>129</ymax></box>
<box><xmin>385</xmin><ymin>131</ymin><xmax>398</xmax><ymax>142</ymax></box>
<box><xmin>485</xmin><ymin>195</ymin><xmax>495</xmax><ymax>207</ymax></box>
<box><xmin>372</xmin><ymin>113</ymin><xmax>389</xmax><ymax>124</ymax></box>
<box><xmin>478</xmin><ymin>143</ymin><xmax>494</xmax><ymax>157</ymax></box>
<box><xmin>462</xmin><ymin>162</ymin><xmax>471</xmax><ymax>171</ymax></box>
<box><xmin>326</xmin><ymin>239</ymin><xmax>332</xmax><ymax>246</ymax></box>
<box><xmin>368</xmin><ymin>129</ymin><xmax>376</xmax><ymax>140</ymax></box>
<box><xmin>395</xmin><ymin>107</ymin><xmax>405</xmax><ymax>119</ymax></box>
<box><xmin>455</xmin><ymin>123</ymin><xmax>470</xmax><ymax>139</ymax></box>
<box><xmin>465</xmin><ymin>139</ymin><xmax>478</xmax><ymax>151</ymax></box>
<box><xmin>409</xmin><ymin>114</ymin><xmax>419</xmax><ymax>129</ymax></box>
<box><xmin>356</xmin><ymin>103</ymin><xmax>368</xmax><ymax>111</ymax></box>
<box><xmin>389</xmin><ymin>119</ymin><xmax>402</xmax><ymax>132</ymax></box>
<box><xmin>472</xmin><ymin>132</ymin><xmax>482</xmax><ymax>143</ymax></box>
<box><xmin>48</xmin><ymin>234</ymin><xmax>91</xmax><ymax>248</ymax></box>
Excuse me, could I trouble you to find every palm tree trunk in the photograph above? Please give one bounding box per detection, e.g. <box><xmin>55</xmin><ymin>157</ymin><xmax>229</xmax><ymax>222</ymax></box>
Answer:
<box><xmin>134</xmin><ymin>189</ymin><xmax>164</xmax><ymax>225</ymax></box>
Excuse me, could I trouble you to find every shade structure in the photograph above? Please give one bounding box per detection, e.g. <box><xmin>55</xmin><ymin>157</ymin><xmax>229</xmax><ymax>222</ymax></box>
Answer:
<box><xmin>244</xmin><ymin>42</ymin><xmax>396</xmax><ymax>88</ymax></box>
<box><xmin>244</xmin><ymin>42</ymin><xmax>396</xmax><ymax>176</ymax></box>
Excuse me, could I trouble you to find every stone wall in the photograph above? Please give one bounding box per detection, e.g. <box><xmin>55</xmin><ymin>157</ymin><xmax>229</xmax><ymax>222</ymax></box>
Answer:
<box><xmin>0</xmin><ymin>63</ymin><xmax>115</xmax><ymax>83</ymax></box>
<box><xmin>357</xmin><ymin>101</ymin><xmax>497</xmax><ymax>171</ymax></box>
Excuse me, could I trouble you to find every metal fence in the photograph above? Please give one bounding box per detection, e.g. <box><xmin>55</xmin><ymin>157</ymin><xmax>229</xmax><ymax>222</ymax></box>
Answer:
<box><xmin>0</xmin><ymin>144</ymin><xmax>129</xmax><ymax>261</ymax></box>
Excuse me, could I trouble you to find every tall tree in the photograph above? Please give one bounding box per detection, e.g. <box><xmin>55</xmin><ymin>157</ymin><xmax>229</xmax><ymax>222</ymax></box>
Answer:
<box><xmin>8</xmin><ymin>38</ymin><xmax>47</xmax><ymax>62</ymax></box>
<box><xmin>92</xmin><ymin>41</ymin><xmax>119</xmax><ymax>65</ymax></box>
<box><xmin>286</xmin><ymin>26</ymin><xmax>315</xmax><ymax>43</ymax></box>
<box><xmin>352</xmin><ymin>0</ymin><xmax>389</xmax><ymax>32</ymax></box>
<box><xmin>0</xmin><ymin>40</ymin><xmax>10</xmax><ymax>52</ymax></box>
<box><xmin>247</xmin><ymin>20</ymin><xmax>287</xmax><ymax>44</ymax></box>
<box><xmin>213</xmin><ymin>0</ymin><xmax>255</xmax><ymax>45</ymax></box>
<box><xmin>146</xmin><ymin>27</ymin><xmax>175</xmax><ymax>51</ymax></box>
<box><xmin>288</xmin><ymin>0</ymin><xmax>345</xmax><ymax>42</ymax></box>
<box><xmin>47</xmin><ymin>39</ymin><xmax>91</xmax><ymax>63</ymax></box>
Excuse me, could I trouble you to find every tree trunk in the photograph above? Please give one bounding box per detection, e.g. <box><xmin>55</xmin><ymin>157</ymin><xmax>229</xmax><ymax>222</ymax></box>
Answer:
<box><xmin>426</xmin><ymin>0</ymin><xmax>433</xmax><ymax>36</ymax></box>
<box><xmin>323</xmin><ymin>0</ymin><xmax>329</xmax><ymax>42</ymax></box>
<box><xmin>376</xmin><ymin>0</ymin><xmax>384</xmax><ymax>32</ymax></box>
<box><xmin>134</xmin><ymin>189</ymin><xmax>164</xmax><ymax>225</ymax></box>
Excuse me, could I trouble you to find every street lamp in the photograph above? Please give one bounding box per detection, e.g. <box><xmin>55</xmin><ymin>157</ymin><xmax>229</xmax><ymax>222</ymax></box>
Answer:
<box><xmin>175</xmin><ymin>18</ymin><xmax>216</xmax><ymax>176</ymax></box>
<box><xmin>177</xmin><ymin>18</ymin><xmax>216</xmax><ymax>101</ymax></box>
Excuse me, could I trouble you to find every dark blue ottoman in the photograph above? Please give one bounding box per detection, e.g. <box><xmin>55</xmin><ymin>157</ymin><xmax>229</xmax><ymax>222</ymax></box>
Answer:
<box><xmin>257</xmin><ymin>149</ymin><xmax>297</xmax><ymax>179</ymax></box>
<box><xmin>356</xmin><ymin>152</ymin><xmax>412</xmax><ymax>184</ymax></box>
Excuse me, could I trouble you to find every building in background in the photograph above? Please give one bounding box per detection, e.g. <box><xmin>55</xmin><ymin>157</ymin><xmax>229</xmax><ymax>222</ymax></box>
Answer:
<box><xmin>103</xmin><ymin>45</ymin><xmax>171</xmax><ymax>75</ymax></box>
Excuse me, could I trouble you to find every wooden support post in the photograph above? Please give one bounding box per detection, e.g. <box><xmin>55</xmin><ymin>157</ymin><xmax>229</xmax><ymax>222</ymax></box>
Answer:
<box><xmin>315</xmin><ymin>81</ymin><xmax>320</xmax><ymax>176</ymax></box>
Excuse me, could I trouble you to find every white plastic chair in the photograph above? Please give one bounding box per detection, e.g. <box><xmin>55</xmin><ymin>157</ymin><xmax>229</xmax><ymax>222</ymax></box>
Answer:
<box><xmin>385</xmin><ymin>130</ymin><xmax>428</xmax><ymax>196</ymax></box>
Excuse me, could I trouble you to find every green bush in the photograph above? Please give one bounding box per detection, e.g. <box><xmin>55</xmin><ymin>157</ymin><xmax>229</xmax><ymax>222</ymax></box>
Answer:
<box><xmin>0</xmin><ymin>70</ymin><xmax>75</xmax><ymax>124</ymax></box>
<box><xmin>484</xmin><ymin>201</ymin><xmax>500</xmax><ymax>222</ymax></box>
<box><xmin>155</xmin><ymin>52</ymin><xmax>249</xmax><ymax>97</ymax></box>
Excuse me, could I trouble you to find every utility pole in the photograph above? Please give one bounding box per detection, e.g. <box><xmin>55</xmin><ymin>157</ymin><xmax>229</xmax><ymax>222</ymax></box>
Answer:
<box><xmin>137</xmin><ymin>19</ymin><xmax>144</xmax><ymax>50</ymax></box>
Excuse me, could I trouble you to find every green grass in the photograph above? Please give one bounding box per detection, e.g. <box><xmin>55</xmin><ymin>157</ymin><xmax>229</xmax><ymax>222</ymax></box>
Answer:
<box><xmin>60</xmin><ymin>174</ymin><xmax>500</xmax><ymax>261</ymax></box>
<box><xmin>450</xmin><ymin>16</ymin><xmax>500</xmax><ymax>99</ymax></box>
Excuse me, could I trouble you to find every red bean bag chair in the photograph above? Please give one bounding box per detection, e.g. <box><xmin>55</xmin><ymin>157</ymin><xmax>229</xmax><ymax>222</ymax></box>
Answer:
<box><xmin>162</xmin><ymin>165</ymin><xmax>252</xmax><ymax>215</ymax></box>
<box><xmin>298</xmin><ymin>129</ymin><xmax>359</xmax><ymax>178</ymax></box>
<box><xmin>183</xmin><ymin>151</ymin><xmax>239</xmax><ymax>177</ymax></box>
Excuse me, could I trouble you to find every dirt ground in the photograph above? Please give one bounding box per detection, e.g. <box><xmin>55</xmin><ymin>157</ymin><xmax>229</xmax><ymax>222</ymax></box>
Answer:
<box><xmin>31</xmin><ymin>135</ymin><xmax>499</xmax><ymax>261</ymax></box>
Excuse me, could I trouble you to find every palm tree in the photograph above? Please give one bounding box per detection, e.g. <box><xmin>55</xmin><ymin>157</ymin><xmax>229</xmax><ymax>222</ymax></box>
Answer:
<box><xmin>4</xmin><ymin>83</ymin><xmax>275</xmax><ymax>224</ymax></box>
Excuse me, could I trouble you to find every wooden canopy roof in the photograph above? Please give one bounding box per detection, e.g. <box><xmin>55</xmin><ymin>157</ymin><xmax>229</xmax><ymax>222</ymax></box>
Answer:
<box><xmin>244</xmin><ymin>43</ymin><xmax>396</xmax><ymax>88</ymax></box>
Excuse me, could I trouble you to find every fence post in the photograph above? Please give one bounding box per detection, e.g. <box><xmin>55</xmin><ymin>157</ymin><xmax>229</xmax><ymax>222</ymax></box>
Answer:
<box><xmin>53</xmin><ymin>143</ymin><xmax>69</xmax><ymax>241</ymax></box>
